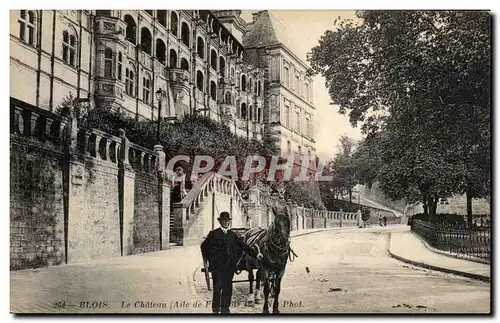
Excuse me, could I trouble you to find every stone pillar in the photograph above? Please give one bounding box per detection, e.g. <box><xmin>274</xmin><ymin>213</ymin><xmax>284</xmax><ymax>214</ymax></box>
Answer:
<box><xmin>119</xmin><ymin>129</ymin><xmax>135</xmax><ymax>256</ymax></box>
<box><xmin>357</xmin><ymin>209</ymin><xmax>362</xmax><ymax>227</ymax></box>
<box><xmin>154</xmin><ymin>144</ymin><xmax>170</xmax><ymax>250</ymax></box>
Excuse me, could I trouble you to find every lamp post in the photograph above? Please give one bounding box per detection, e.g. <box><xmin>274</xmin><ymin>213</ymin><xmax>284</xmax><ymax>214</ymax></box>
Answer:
<box><xmin>156</xmin><ymin>88</ymin><xmax>166</xmax><ymax>144</ymax></box>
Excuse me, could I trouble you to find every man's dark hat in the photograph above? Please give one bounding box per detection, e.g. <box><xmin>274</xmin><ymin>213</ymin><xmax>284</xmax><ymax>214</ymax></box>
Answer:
<box><xmin>218</xmin><ymin>212</ymin><xmax>232</xmax><ymax>221</ymax></box>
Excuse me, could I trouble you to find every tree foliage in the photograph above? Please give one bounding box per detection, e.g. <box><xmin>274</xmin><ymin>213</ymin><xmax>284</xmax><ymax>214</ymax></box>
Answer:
<box><xmin>309</xmin><ymin>11</ymin><xmax>491</xmax><ymax>222</ymax></box>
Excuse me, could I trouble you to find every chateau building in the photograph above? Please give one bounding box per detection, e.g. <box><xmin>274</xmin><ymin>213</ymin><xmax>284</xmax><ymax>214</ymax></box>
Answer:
<box><xmin>10</xmin><ymin>9</ymin><xmax>316</xmax><ymax>153</ymax></box>
<box><xmin>242</xmin><ymin>10</ymin><xmax>316</xmax><ymax>168</ymax></box>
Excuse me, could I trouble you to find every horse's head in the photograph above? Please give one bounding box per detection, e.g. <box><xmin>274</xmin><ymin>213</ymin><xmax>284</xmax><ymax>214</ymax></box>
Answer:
<box><xmin>272</xmin><ymin>206</ymin><xmax>291</xmax><ymax>243</ymax></box>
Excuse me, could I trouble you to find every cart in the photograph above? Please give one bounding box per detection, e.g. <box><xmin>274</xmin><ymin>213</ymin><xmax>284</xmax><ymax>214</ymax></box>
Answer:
<box><xmin>201</xmin><ymin>228</ymin><xmax>260</xmax><ymax>291</ymax></box>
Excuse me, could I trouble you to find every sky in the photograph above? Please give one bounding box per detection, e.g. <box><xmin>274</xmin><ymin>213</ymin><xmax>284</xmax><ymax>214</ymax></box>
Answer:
<box><xmin>241</xmin><ymin>10</ymin><xmax>363</xmax><ymax>160</ymax></box>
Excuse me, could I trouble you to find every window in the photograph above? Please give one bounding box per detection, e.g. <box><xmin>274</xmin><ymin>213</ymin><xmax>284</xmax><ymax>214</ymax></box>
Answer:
<box><xmin>258</xmin><ymin>80</ymin><xmax>262</xmax><ymax>96</ymax></box>
<box><xmin>196</xmin><ymin>71</ymin><xmax>204</xmax><ymax>91</ymax></box>
<box><xmin>156</xmin><ymin>39</ymin><xmax>166</xmax><ymax>64</ymax></box>
<box><xmin>298</xmin><ymin>146</ymin><xmax>302</xmax><ymax>156</ymax></box>
<box><xmin>295</xmin><ymin>75</ymin><xmax>300</xmax><ymax>93</ymax></box>
<box><xmin>104</xmin><ymin>48</ymin><xmax>113</xmax><ymax>78</ymax></box>
<box><xmin>219</xmin><ymin>56</ymin><xmax>226</xmax><ymax>77</ymax></box>
<box><xmin>170</xmin><ymin>12</ymin><xmax>178</xmax><ymax>37</ymax></box>
<box><xmin>62</xmin><ymin>29</ymin><xmax>77</xmax><ymax>66</ymax></box>
<box><xmin>249</xmin><ymin>105</ymin><xmax>253</xmax><ymax>121</ymax></box>
<box><xmin>257</xmin><ymin>108</ymin><xmax>262</xmax><ymax>123</ymax></box>
<box><xmin>157</xmin><ymin>10</ymin><xmax>167</xmax><ymax>27</ymax></box>
<box><xmin>197</xmin><ymin>37</ymin><xmax>205</xmax><ymax>59</ymax></box>
<box><xmin>287</xmin><ymin>141</ymin><xmax>292</xmax><ymax>155</ymax></box>
<box><xmin>283</xmin><ymin>66</ymin><xmax>289</xmax><ymax>86</ymax></box>
<box><xmin>285</xmin><ymin>104</ymin><xmax>290</xmax><ymax>127</ymax></box>
<box><xmin>180</xmin><ymin>58</ymin><xmax>189</xmax><ymax>71</ymax></box>
<box><xmin>140</xmin><ymin>27</ymin><xmax>152</xmax><ymax>55</ymax></box>
<box><xmin>295</xmin><ymin>111</ymin><xmax>300</xmax><ymax>133</ymax></box>
<box><xmin>254</xmin><ymin>81</ymin><xmax>258</xmax><ymax>94</ymax></box>
<box><xmin>305</xmin><ymin>116</ymin><xmax>310</xmax><ymax>137</ymax></box>
<box><xmin>124</xmin><ymin>15</ymin><xmax>136</xmax><ymax>44</ymax></box>
<box><xmin>169</xmin><ymin>49</ymin><xmax>177</xmax><ymax>68</ymax></box>
<box><xmin>305</xmin><ymin>83</ymin><xmax>310</xmax><ymax>101</ymax></box>
<box><xmin>241</xmin><ymin>75</ymin><xmax>246</xmax><ymax>92</ymax></box>
<box><xmin>96</xmin><ymin>10</ymin><xmax>111</xmax><ymax>16</ymax></box>
<box><xmin>142</xmin><ymin>74</ymin><xmax>151</xmax><ymax>104</ymax></box>
<box><xmin>181</xmin><ymin>22</ymin><xmax>190</xmax><ymax>46</ymax></box>
<box><xmin>241</xmin><ymin>103</ymin><xmax>247</xmax><ymax>119</ymax></box>
<box><xmin>19</xmin><ymin>10</ymin><xmax>36</xmax><ymax>45</ymax></box>
<box><xmin>125</xmin><ymin>66</ymin><xmax>135</xmax><ymax>97</ymax></box>
<box><xmin>210</xmin><ymin>81</ymin><xmax>217</xmax><ymax>101</ymax></box>
<box><xmin>117</xmin><ymin>52</ymin><xmax>123</xmax><ymax>81</ymax></box>
<box><xmin>249</xmin><ymin>78</ymin><xmax>253</xmax><ymax>93</ymax></box>
<box><xmin>210</xmin><ymin>49</ymin><xmax>217</xmax><ymax>71</ymax></box>
<box><xmin>225</xmin><ymin>92</ymin><xmax>231</xmax><ymax>104</ymax></box>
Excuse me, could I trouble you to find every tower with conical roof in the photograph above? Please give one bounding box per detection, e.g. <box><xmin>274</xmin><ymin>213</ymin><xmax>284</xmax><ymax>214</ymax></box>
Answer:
<box><xmin>243</xmin><ymin>10</ymin><xmax>317</xmax><ymax>175</ymax></box>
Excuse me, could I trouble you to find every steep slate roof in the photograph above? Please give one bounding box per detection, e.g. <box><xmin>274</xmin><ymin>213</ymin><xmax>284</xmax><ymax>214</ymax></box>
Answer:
<box><xmin>243</xmin><ymin>10</ymin><xmax>306</xmax><ymax>64</ymax></box>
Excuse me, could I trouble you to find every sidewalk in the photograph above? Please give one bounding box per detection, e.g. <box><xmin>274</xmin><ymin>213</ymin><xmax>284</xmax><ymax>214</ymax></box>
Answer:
<box><xmin>389</xmin><ymin>228</ymin><xmax>491</xmax><ymax>282</ymax></box>
<box><xmin>10</xmin><ymin>245</ymin><xmax>210</xmax><ymax>314</ymax></box>
<box><xmin>10</xmin><ymin>228</ymin><xmax>332</xmax><ymax>314</ymax></box>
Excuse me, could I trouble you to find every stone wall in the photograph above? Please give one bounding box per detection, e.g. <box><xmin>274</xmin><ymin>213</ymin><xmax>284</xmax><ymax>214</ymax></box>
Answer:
<box><xmin>133</xmin><ymin>170</ymin><xmax>160</xmax><ymax>254</ymax></box>
<box><xmin>10</xmin><ymin>125</ymin><xmax>65</xmax><ymax>270</ymax></box>
<box><xmin>10</xmin><ymin>99</ymin><xmax>171</xmax><ymax>270</ymax></box>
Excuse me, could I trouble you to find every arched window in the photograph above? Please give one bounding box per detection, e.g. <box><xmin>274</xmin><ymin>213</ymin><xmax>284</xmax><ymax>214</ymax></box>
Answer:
<box><xmin>140</xmin><ymin>27</ymin><xmax>152</xmax><ymax>55</ymax></box>
<box><xmin>257</xmin><ymin>108</ymin><xmax>262</xmax><ymax>123</ymax></box>
<box><xmin>169</xmin><ymin>49</ymin><xmax>177</xmax><ymax>68</ymax></box>
<box><xmin>181</xmin><ymin>22</ymin><xmax>190</xmax><ymax>47</ymax></box>
<box><xmin>180</xmin><ymin>58</ymin><xmax>189</xmax><ymax>71</ymax></box>
<box><xmin>156</xmin><ymin>39</ymin><xmax>166</xmax><ymax>64</ymax></box>
<box><xmin>197</xmin><ymin>37</ymin><xmax>205</xmax><ymax>59</ymax></box>
<box><xmin>219</xmin><ymin>56</ymin><xmax>226</xmax><ymax>77</ymax></box>
<box><xmin>142</xmin><ymin>73</ymin><xmax>151</xmax><ymax>104</ymax></box>
<box><xmin>210</xmin><ymin>81</ymin><xmax>217</xmax><ymax>101</ymax></box>
<box><xmin>157</xmin><ymin>10</ymin><xmax>167</xmax><ymax>27</ymax></box>
<box><xmin>170</xmin><ymin>12</ymin><xmax>178</xmax><ymax>37</ymax></box>
<box><xmin>230</xmin><ymin>67</ymin><xmax>235</xmax><ymax>79</ymax></box>
<box><xmin>19</xmin><ymin>10</ymin><xmax>36</xmax><ymax>45</ymax></box>
<box><xmin>249</xmin><ymin>105</ymin><xmax>254</xmax><ymax>121</ymax></box>
<box><xmin>124</xmin><ymin>15</ymin><xmax>136</xmax><ymax>44</ymax></box>
<box><xmin>62</xmin><ymin>29</ymin><xmax>77</xmax><ymax>66</ymax></box>
<box><xmin>240</xmin><ymin>103</ymin><xmax>247</xmax><ymax>119</ymax></box>
<box><xmin>196</xmin><ymin>71</ymin><xmax>204</xmax><ymax>91</ymax></box>
<box><xmin>210</xmin><ymin>49</ymin><xmax>217</xmax><ymax>71</ymax></box>
<box><xmin>254</xmin><ymin>81</ymin><xmax>258</xmax><ymax>94</ymax></box>
<box><xmin>125</xmin><ymin>65</ymin><xmax>135</xmax><ymax>97</ymax></box>
<box><xmin>117</xmin><ymin>52</ymin><xmax>123</xmax><ymax>81</ymax></box>
<box><xmin>258</xmin><ymin>80</ymin><xmax>262</xmax><ymax>96</ymax></box>
<box><xmin>104</xmin><ymin>48</ymin><xmax>113</xmax><ymax>78</ymax></box>
<box><xmin>225</xmin><ymin>92</ymin><xmax>231</xmax><ymax>104</ymax></box>
<box><xmin>96</xmin><ymin>10</ymin><xmax>111</xmax><ymax>16</ymax></box>
<box><xmin>249</xmin><ymin>78</ymin><xmax>253</xmax><ymax>93</ymax></box>
<box><xmin>241</xmin><ymin>75</ymin><xmax>247</xmax><ymax>92</ymax></box>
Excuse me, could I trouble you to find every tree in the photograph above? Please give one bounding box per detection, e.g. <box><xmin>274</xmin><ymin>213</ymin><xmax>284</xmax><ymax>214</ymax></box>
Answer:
<box><xmin>308</xmin><ymin>11</ymin><xmax>491</xmax><ymax>223</ymax></box>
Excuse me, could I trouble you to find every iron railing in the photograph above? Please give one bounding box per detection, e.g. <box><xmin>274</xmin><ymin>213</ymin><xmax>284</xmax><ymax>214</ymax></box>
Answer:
<box><xmin>411</xmin><ymin>219</ymin><xmax>491</xmax><ymax>263</ymax></box>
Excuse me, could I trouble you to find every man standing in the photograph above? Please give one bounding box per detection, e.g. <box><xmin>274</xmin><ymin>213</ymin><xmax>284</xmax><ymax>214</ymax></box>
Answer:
<box><xmin>201</xmin><ymin>212</ymin><xmax>263</xmax><ymax>314</ymax></box>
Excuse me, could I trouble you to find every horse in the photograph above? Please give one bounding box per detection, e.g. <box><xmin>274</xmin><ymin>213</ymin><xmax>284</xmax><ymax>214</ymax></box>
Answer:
<box><xmin>241</xmin><ymin>206</ymin><xmax>292</xmax><ymax>314</ymax></box>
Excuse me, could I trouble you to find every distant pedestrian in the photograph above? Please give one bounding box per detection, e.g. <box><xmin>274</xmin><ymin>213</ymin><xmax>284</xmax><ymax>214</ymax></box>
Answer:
<box><xmin>201</xmin><ymin>212</ymin><xmax>263</xmax><ymax>314</ymax></box>
<box><xmin>383</xmin><ymin>215</ymin><xmax>387</xmax><ymax>226</ymax></box>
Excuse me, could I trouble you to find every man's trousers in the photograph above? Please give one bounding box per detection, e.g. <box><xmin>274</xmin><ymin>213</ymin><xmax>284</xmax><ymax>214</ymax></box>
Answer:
<box><xmin>211</xmin><ymin>270</ymin><xmax>235</xmax><ymax>313</ymax></box>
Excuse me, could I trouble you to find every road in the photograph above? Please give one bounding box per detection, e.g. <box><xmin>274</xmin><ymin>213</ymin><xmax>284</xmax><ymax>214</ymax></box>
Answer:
<box><xmin>10</xmin><ymin>226</ymin><xmax>490</xmax><ymax>314</ymax></box>
<box><xmin>193</xmin><ymin>227</ymin><xmax>490</xmax><ymax>313</ymax></box>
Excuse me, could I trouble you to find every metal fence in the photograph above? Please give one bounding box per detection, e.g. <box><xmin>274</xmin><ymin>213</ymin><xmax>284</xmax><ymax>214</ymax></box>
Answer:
<box><xmin>411</xmin><ymin>219</ymin><xmax>491</xmax><ymax>263</ymax></box>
